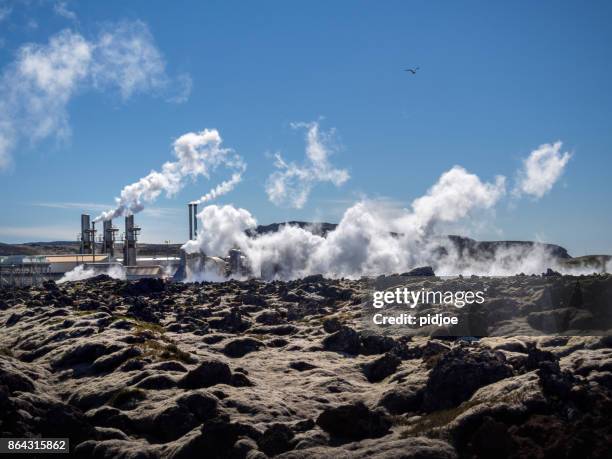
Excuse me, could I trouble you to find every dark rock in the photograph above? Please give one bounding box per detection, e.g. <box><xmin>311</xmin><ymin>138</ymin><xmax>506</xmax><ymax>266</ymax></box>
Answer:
<box><xmin>289</xmin><ymin>361</ymin><xmax>317</xmax><ymax>372</ymax></box>
<box><xmin>362</xmin><ymin>353</ymin><xmax>401</xmax><ymax>383</ymax></box>
<box><xmin>255</xmin><ymin>310</ymin><xmax>284</xmax><ymax>325</ymax></box>
<box><xmin>121</xmin><ymin>278</ymin><xmax>166</xmax><ymax>296</ymax></box>
<box><xmin>176</xmin><ymin>391</ymin><xmax>218</xmax><ymax>421</ymax></box>
<box><xmin>222</xmin><ymin>338</ymin><xmax>265</xmax><ymax>358</ymax></box>
<box><xmin>230</xmin><ymin>372</ymin><xmax>254</xmax><ymax>387</ymax></box>
<box><xmin>543</xmin><ymin>268</ymin><xmax>562</xmax><ymax>277</ymax></box>
<box><xmin>208</xmin><ymin>308</ymin><xmax>250</xmax><ymax>333</ymax></box>
<box><xmin>322</xmin><ymin>326</ymin><xmax>361</xmax><ymax>355</ymax></box>
<box><xmin>170</xmin><ymin>415</ymin><xmax>260</xmax><ymax>459</ymax></box>
<box><xmin>402</xmin><ymin>266</ymin><xmax>436</xmax><ymax>277</ymax></box>
<box><xmin>423</xmin><ymin>347</ymin><xmax>513</xmax><ymax>411</ymax></box>
<box><xmin>378</xmin><ymin>387</ymin><xmax>423</xmax><ymax>414</ymax></box>
<box><xmin>136</xmin><ymin>374</ymin><xmax>177</xmax><ymax>390</ymax></box>
<box><xmin>179</xmin><ymin>360</ymin><xmax>232</xmax><ymax>389</ymax></box>
<box><xmin>360</xmin><ymin>333</ymin><xmax>396</xmax><ymax>355</ymax></box>
<box><xmin>257</xmin><ymin>423</ymin><xmax>295</xmax><ymax>456</ymax></box>
<box><xmin>322</xmin><ymin>317</ymin><xmax>341</xmax><ymax>333</ymax></box>
<box><xmin>316</xmin><ymin>401</ymin><xmax>391</xmax><ymax>440</ymax></box>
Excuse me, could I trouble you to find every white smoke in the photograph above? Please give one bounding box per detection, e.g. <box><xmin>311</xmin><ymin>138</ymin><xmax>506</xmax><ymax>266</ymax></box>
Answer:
<box><xmin>58</xmin><ymin>264</ymin><xmax>126</xmax><ymax>283</ymax></box>
<box><xmin>95</xmin><ymin>129</ymin><xmax>245</xmax><ymax>221</ymax></box>
<box><xmin>192</xmin><ymin>164</ymin><xmax>246</xmax><ymax>205</ymax></box>
<box><xmin>266</xmin><ymin>121</ymin><xmax>349</xmax><ymax>208</ymax></box>
<box><xmin>514</xmin><ymin>141</ymin><xmax>571</xmax><ymax>198</ymax></box>
<box><xmin>181</xmin><ymin>139</ymin><xmax>590</xmax><ymax>280</ymax></box>
<box><xmin>183</xmin><ymin>165</ymin><xmax>515</xmax><ymax>279</ymax></box>
<box><xmin>0</xmin><ymin>21</ymin><xmax>189</xmax><ymax>170</ymax></box>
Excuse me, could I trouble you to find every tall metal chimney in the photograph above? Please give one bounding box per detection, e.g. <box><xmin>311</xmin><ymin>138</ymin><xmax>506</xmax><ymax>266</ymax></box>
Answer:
<box><xmin>102</xmin><ymin>220</ymin><xmax>118</xmax><ymax>257</ymax></box>
<box><xmin>123</xmin><ymin>215</ymin><xmax>140</xmax><ymax>266</ymax></box>
<box><xmin>188</xmin><ymin>203</ymin><xmax>194</xmax><ymax>241</ymax></box>
<box><xmin>193</xmin><ymin>203</ymin><xmax>198</xmax><ymax>239</ymax></box>
<box><xmin>80</xmin><ymin>214</ymin><xmax>92</xmax><ymax>254</ymax></box>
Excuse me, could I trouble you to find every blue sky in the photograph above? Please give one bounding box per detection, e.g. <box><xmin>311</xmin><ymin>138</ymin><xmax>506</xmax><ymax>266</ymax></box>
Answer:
<box><xmin>0</xmin><ymin>1</ymin><xmax>610</xmax><ymax>255</ymax></box>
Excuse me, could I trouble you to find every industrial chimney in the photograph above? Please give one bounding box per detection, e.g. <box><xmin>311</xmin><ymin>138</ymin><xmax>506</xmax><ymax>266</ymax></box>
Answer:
<box><xmin>188</xmin><ymin>203</ymin><xmax>199</xmax><ymax>241</ymax></box>
<box><xmin>123</xmin><ymin>215</ymin><xmax>140</xmax><ymax>266</ymax></box>
<box><xmin>102</xmin><ymin>220</ymin><xmax>118</xmax><ymax>257</ymax></box>
<box><xmin>80</xmin><ymin>214</ymin><xmax>92</xmax><ymax>254</ymax></box>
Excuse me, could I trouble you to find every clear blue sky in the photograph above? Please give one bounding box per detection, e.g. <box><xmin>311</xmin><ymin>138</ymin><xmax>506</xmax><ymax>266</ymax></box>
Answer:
<box><xmin>0</xmin><ymin>1</ymin><xmax>610</xmax><ymax>255</ymax></box>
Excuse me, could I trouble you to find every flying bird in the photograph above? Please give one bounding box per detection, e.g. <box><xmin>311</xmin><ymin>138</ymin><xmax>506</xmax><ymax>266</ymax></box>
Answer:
<box><xmin>404</xmin><ymin>67</ymin><xmax>420</xmax><ymax>74</ymax></box>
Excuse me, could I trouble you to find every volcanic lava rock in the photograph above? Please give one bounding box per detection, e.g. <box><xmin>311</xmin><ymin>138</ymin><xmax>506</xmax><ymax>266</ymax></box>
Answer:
<box><xmin>362</xmin><ymin>352</ymin><xmax>401</xmax><ymax>383</ymax></box>
<box><xmin>170</xmin><ymin>415</ymin><xmax>261</xmax><ymax>459</ymax></box>
<box><xmin>322</xmin><ymin>317</ymin><xmax>341</xmax><ymax>333</ymax></box>
<box><xmin>322</xmin><ymin>326</ymin><xmax>361</xmax><ymax>355</ymax></box>
<box><xmin>178</xmin><ymin>360</ymin><xmax>232</xmax><ymax>389</ymax></box>
<box><xmin>423</xmin><ymin>346</ymin><xmax>513</xmax><ymax>411</ymax></box>
<box><xmin>378</xmin><ymin>386</ymin><xmax>423</xmax><ymax>414</ymax></box>
<box><xmin>402</xmin><ymin>266</ymin><xmax>436</xmax><ymax>277</ymax></box>
<box><xmin>257</xmin><ymin>423</ymin><xmax>295</xmax><ymax>456</ymax></box>
<box><xmin>222</xmin><ymin>338</ymin><xmax>265</xmax><ymax>358</ymax></box>
<box><xmin>316</xmin><ymin>401</ymin><xmax>391</xmax><ymax>440</ymax></box>
<box><xmin>121</xmin><ymin>278</ymin><xmax>166</xmax><ymax>296</ymax></box>
<box><xmin>360</xmin><ymin>333</ymin><xmax>396</xmax><ymax>355</ymax></box>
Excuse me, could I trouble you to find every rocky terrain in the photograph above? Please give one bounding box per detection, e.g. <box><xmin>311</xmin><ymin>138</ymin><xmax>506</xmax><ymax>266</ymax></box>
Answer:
<box><xmin>1</xmin><ymin>274</ymin><xmax>612</xmax><ymax>458</ymax></box>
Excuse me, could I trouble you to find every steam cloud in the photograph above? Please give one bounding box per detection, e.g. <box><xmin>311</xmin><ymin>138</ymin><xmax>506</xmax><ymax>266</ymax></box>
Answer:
<box><xmin>95</xmin><ymin>129</ymin><xmax>245</xmax><ymax>221</ymax></box>
<box><xmin>184</xmin><ymin>166</ymin><xmax>514</xmax><ymax>279</ymax></box>
<box><xmin>58</xmin><ymin>264</ymin><xmax>126</xmax><ymax>283</ymax></box>
<box><xmin>184</xmin><ymin>140</ymin><xmax>579</xmax><ymax>279</ymax></box>
<box><xmin>514</xmin><ymin>141</ymin><xmax>571</xmax><ymax>198</ymax></box>
<box><xmin>0</xmin><ymin>20</ymin><xmax>190</xmax><ymax>170</ymax></box>
<box><xmin>266</xmin><ymin>121</ymin><xmax>349</xmax><ymax>208</ymax></box>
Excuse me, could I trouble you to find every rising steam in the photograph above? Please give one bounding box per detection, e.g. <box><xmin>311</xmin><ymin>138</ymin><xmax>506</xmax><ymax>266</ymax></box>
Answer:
<box><xmin>95</xmin><ymin>129</ymin><xmax>245</xmax><ymax>221</ymax></box>
<box><xmin>183</xmin><ymin>141</ymin><xmax>580</xmax><ymax>279</ymax></box>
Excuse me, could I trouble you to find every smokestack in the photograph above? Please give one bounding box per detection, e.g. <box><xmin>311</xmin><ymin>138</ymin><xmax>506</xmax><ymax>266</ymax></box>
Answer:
<box><xmin>188</xmin><ymin>203</ymin><xmax>193</xmax><ymax>241</ymax></box>
<box><xmin>102</xmin><ymin>220</ymin><xmax>118</xmax><ymax>257</ymax></box>
<box><xmin>193</xmin><ymin>203</ymin><xmax>198</xmax><ymax>239</ymax></box>
<box><xmin>80</xmin><ymin>214</ymin><xmax>92</xmax><ymax>254</ymax></box>
<box><xmin>123</xmin><ymin>215</ymin><xmax>140</xmax><ymax>266</ymax></box>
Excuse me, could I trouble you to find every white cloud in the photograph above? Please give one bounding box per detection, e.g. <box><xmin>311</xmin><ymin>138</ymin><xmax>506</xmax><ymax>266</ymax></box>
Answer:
<box><xmin>266</xmin><ymin>121</ymin><xmax>350</xmax><ymax>208</ymax></box>
<box><xmin>0</xmin><ymin>21</ymin><xmax>191</xmax><ymax>170</ymax></box>
<box><xmin>514</xmin><ymin>141</ymin><xmax>571</xmax><ymax>198</ymax></box>
<box><xmin>53</xmin><ymin>1</ymin><xmax>77</xmax><ymax>22</ymax></box>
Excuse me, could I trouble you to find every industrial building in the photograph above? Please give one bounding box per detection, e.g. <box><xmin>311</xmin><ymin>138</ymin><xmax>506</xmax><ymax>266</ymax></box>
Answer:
<box><xmin>1</xmin><ymin>204</ymin><xmax>248</xmax><ymax>287</ymax></box>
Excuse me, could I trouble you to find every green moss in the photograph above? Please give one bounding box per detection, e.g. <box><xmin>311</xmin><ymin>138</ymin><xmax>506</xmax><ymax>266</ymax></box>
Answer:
<box><xmin>401</xmin><ymin>400</ymin><xmax>480</xmax><ymax>438</ymax></box>
<box><xmin>139</xmin><ymin>339</ymin><xmax>194</xmax><ymax>364</ymax></box>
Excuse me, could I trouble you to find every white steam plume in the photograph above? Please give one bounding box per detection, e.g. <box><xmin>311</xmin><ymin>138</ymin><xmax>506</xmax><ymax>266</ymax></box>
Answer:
<box><xmin>95</xmin><ymin>129</ymin><xmax>245</xmax><ymax>221</ymax></box>
<box><xmin>183</xmin><ymin>165</ymin><xmax>511</xmax><ymax>279</ymax></box>
<box><xmin>58</xmin><ymin>264</ymin><xmax>126</xmax><ymax>283</ymax></box>
<box><xmin>0</xmin><ymin>20</ymin><xmax>190</xmax><ymax>170</ymax></box>
<box><xmin>514</xmin><ymin>141</ymin><xmax>571</xmax><ymax>198</ymax></box>
<box><xmin>266</xmin><ymin>121</ymin><xmax>349</xmax><ymax>208</ymax></box>
<box><xmin>192</xmin><ymin>163</ymin><xmax>246</xmax><ymax>205</ymax></box>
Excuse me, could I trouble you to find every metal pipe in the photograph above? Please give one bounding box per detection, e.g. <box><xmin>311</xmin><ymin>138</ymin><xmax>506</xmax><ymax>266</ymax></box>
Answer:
<box><xmin>188</xmin><ymin>204</ymin><xmax>193</xmax><ymax>241</ymax></box>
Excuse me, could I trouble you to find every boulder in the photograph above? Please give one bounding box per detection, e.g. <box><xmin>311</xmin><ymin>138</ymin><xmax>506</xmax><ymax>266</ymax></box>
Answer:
<box><xmin>322</xmin><ymin>326</ymin><xmax>361</xmax><ymax>355</ymax></box>
<box><xmin>362</xmin><ymin>353</ymin><xmax>401</xmax><ymax>383</ymax></box>
<box><xmin>179</xmin><ymin>360</ymin><xmax>232</xmax><ymax>389</ymax></box>
<box><xmin>316</xmin><ymin>402</ymin><xmax>391</xmax><ymax>440</ymax></box>
<box><xmin>222</xmin><ymin>338</ymin><xmax>265</xmax><ymax>358</ymax></box>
